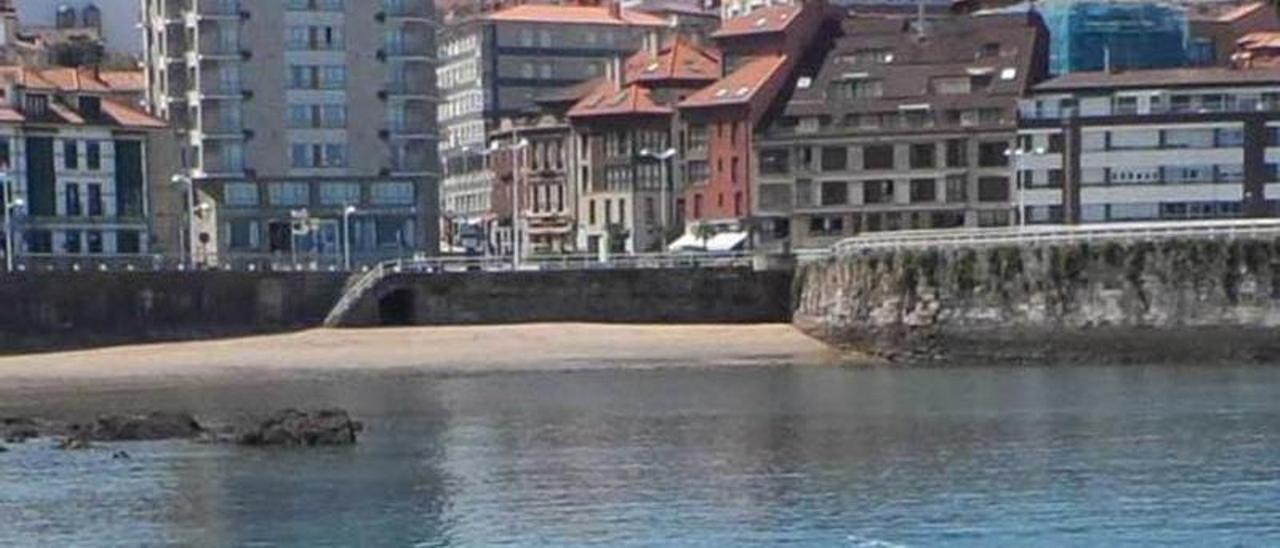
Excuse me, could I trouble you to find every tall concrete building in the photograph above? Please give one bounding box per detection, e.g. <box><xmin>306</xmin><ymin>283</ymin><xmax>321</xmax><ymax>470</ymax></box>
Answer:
<box><xmin>436</xmin><ymin>1</ymin><xmax>666</xmax><ymax>252</ymax></box>
<box><xmin>141</xmin><ymin>0</ymin><xmax>439</xmax><ymax>268</ymax></box>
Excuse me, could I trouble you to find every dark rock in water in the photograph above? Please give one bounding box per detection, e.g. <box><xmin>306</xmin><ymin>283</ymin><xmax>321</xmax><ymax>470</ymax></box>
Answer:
<box><xmin>1</xmin><ymin>417</ymin><xmax>41</xmax><ymax>443</ymax></box>
<box><xmin>69</xmin><ymin>412</ymin><xmax>203</xmax><ymax>442</ymax></box>
<box><xmin>0</xmin><ymin>445</ymin><xmax>8</xmax><ymax>453</ymax></box>
<box><xmin>112</xmin><ymin>450</ymin><xmax>131</xmax><ymax>460</ymax></box>
<box><xmin>235</xmin><ymin>409</ymin><xmax>363</xmax><ymax>447</ymax></box>
<box><xmin>56</xmin><ymin>437</ymin><xmax>92</xmax><ymax>451</ymax></box>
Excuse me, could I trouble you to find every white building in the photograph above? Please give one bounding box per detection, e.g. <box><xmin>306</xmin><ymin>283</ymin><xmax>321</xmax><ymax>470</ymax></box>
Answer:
<box><xmin>1017</xmin><ymin>67</ymin><xmax>1280</xmax><ymax>224</ymax></box>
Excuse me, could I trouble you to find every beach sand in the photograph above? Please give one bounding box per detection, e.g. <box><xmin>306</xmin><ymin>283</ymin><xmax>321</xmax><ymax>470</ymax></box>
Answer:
<box><xmin>0</xmin><ymin>324</ymin><xmax>838</xmax><ymax>391</ymax></box>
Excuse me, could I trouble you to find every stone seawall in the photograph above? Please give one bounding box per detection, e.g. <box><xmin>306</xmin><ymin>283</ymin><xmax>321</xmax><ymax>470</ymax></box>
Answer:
<box><xmin>0</xmin><ymin>272</ymin><xmax>348</xmax><ymax>354</ymax></box>
<box><xmin>793</xmin><ymin>238</ymin><xmax>1280</xmax><ymax>364</ymax></box>
<box><xmin>331</xmin><ymin>268</ymin><xmax>794</xmax><ymax>327</ymax></box>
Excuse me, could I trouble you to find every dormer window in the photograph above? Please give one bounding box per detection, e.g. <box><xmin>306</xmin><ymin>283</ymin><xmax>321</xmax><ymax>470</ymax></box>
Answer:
<box><xmin>25</xmin><ymin>93</ymin><xmax>47</xmax><ymax>117</ymax></box>
<box><xmin>979</xmin><ymin>43</ymin><xmax>1001</xmax><ymax>58</ymax></box>
<box><xmin>79</xmin><ymin>96</ymin><xmax>101</xmax><ymax>119</ymax></box>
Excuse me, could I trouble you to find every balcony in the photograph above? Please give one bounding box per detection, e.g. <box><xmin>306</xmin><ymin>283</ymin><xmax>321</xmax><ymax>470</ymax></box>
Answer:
<box><xmin>190</xmin><ymin>0</ymin><xmax>242</xmax><ymax>19</ymax></box>
<box><xmin>380</xmin><ymin>0</ymin><xmax>433</xmax><ymax>24</ymax></box>
<box><xmin>190</xmin><ymin>81</ymin><xmax>244</xmax><ymax>102</ymax></box>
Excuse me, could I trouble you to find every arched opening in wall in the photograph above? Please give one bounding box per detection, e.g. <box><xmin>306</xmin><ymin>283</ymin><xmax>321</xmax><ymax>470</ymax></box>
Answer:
<box><xmin>378</xmin><ymin>289</ymin><xmax>416</xmax><ymax>326</ymax></box>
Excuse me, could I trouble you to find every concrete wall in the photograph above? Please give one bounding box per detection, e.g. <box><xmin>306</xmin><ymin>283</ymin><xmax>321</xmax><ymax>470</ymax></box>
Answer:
<box><xmin>794</xmin><ymin>238</ymin><xmax>1280</xmax><ymax>364</ymax></box>
<box><xmin>333</xmin><ymin>268</ymin><xmax>794</xmax><ymax>327</ymax></box>
<box><xmin>0</xmin><ymin>272</ymin><xmax>347</xmax><ymax>354</ymax></box>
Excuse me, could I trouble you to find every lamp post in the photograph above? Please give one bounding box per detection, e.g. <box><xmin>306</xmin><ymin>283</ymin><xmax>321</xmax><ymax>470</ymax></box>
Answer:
<box><xmin>489</xmin><ymin>137</ymin><xmax>529</xmax><ymax>269</ymax></box>
<box><xmin>171</xmin><ymin>172</ymin><xmax>197</xmax><ymax>269</ymax></box>
<box><xmin>2</xmin><ymin>178</ymin><xmax>23</xmax><ymax>274</ymax></box>
<box><xmin>1005</xmin><ymin>144</ymin><xmax>1047</xmax><ymax>228</ymax></box>
<box><xmin>639</xmin><ymin>147</ymin><xmax>678</xmax><ymax>249</ymax></box>
<box><xmin>343</xmin><ymin>204</ymin><xmax>357</xmax><ymax>271</ymax></box>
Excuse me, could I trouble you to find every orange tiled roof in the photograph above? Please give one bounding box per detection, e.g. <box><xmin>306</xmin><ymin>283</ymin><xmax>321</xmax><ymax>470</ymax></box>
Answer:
<box><xmin>102</xmin><ymin>99</ymin><xmax>167</xmax><ymax>129</ymax></box>
<box><xmin>98</xmin><ymin>70</ymin><xmax>147</xmax><ymax>93</ymax></box>
<box><xmin>713</xmin><ymin>4</ymin><xmax>803</xmax><ymax>38</ymax></box>
<box><xmin>1238</xmin><ymin>31</ymin><xmax>1280</xmax><ymax>49</ymax></box>
<box><xmin>626</xmin><ymin>36</ymin><xmax>722</xmax><ymax>84</ymax></box>
<box><xmin>0</xmin><ymin>106</ymin><xmax>23</xmax><ymax>123</ymax></box>
<box><xmin>488</xmin><ymin>4</ymin><xmax>668</xmax><ymax>27</ymax></box>
<box><xmin>0</xmin><ymin>65</ymin><xmax>166</xmax><ymax>129</ymax></box>
<box><xmin>680</xmin><ymin>54</ymin><xmax>788</xmax><ymax>108</ymax></box>
<box><xmin>568</xmin><ymin>82</ymin><xmax>674</xmax><ymax>119</ymax></box>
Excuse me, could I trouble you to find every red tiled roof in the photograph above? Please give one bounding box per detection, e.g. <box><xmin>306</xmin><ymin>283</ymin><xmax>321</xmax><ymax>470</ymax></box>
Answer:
<box><xmin>712</xmin><ymin>4</ymin><xmax>803</xmax><ymax>38</ymax></box>
<box><xmin>568</xmin><ymin>82</ymin><xmax>674</xmax><ymax>119</ymax></box>
<box><xmin>487</xmin><ymin>4</ymin><xmax>668</xmax><ymax>26</ymax></box>
<box><xmin>98</xmin><ymin>70</ymin><xmax>147</xmax><ymax>93</ymax></box>
<box><xmin>625</xmin><ymin>36</ymin><xmax>721</xmax><ymax>84</ymax></box>
<box><xmin>0</xmin><ymin>106</ymin><xmax>23</xmax><ymax>123</ymax></box>
<box><xmin>102</xmin><ymin>99</ymin><xmax>167</xmax><ymax>129</ymax></box>
<box><xmin>680</xmin><ymin>54</ymin><xmax>788</xmax><ymax>108</ymax></box>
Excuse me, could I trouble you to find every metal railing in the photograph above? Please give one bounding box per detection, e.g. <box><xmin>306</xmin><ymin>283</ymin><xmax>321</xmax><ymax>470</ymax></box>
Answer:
<box><xmin>378</xmin><ymin>252</ymin><xmax>756</xmax><ymax>274</ymax></box>
<box><xmin>832</xmin><ymin>219</ymin><xmax>1280</xmax><ymax>255</ymax></box>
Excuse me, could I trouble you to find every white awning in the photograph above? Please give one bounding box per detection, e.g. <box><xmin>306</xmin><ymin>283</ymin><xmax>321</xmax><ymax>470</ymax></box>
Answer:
<box><xmin>706</xmin><ymin>231</ymin><xmax>749</xmax><ymax>252</ymax></box>
<box><xmin>668</xmin><ymin>233</ymin><xmax>705</xmax><ymax>252</ymax></box>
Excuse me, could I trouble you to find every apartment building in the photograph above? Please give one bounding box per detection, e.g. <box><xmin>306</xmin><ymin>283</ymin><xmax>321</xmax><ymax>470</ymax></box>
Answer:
<box><xmin>437</xmin><ymin>1</ymin><xmax>666</xmax><ymax>251</ymax></box>
<box><xmin>1017</xmin><ymin>67</ymin><xmax>1280</xmax><ymax>225</ymax></box>
<box><xmin>142</xmin><ymin>0</ymin><xmax>439</xmax><ymax>268</ymax></box>
<box><xmin>569</xmin><ymin>36</ymin><xmax>721</xmax><ymax>254</ymax></box>
<box><xmin>753</xmin><ymin>13</ymin><xmax>1049</xmax><ymax>250</ymax></box>
<box><xmin>0</xmin><ymin>65</ymin><xmax>179</xmax><ymax>268</ymax></box>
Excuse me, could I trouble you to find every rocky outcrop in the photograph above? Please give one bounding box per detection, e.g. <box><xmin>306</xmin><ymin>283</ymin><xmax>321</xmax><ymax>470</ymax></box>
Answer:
<box><xmin>2</xmin><ymin>417</ymin><xmax>41</xmax><ymax>443</ymax></box>
<box><xmin>68</xmin><ymin>412</ymin><xmax>204</xmax><ymax>442</ymax></box>
<box><xmin>794</xmin><ymin>238</ymin><xmax>1280</xmax><ymax>364</ymax></box>
<box><xmin>234</xmin><ymin>409</ymin><xmax>363</xmax><ymax>447</ymax></box>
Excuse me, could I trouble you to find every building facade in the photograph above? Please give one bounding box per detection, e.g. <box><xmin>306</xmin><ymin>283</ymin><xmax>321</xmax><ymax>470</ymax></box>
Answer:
<box><xmin>754</xmin><ymin>12</ymin><xmax>1050</xmax><ymax>250</ymax></box>
<box><xmin>0</xmin><ymin>65</ymin><xmax>178</xmax><ymax>269</ymax></box>
<box><xmin>437</xmin><ymin>2</ymin><xmax>666</xmax><ymax>253</ymax></box>
<box><xmin>142</xmin><ymin>0</ymin><xmax>439</xmax><ymax>269</ymax></box>
<box><xmin>1018</xmin><ymin>67</ymin><xmax>1280</xmax><ymax>225</ymax></box>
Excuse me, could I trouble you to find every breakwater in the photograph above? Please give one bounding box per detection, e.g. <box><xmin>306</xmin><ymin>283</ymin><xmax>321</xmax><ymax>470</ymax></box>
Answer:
<box><xmin>793</xmin><ymin>237</ymin><xmax>1280</xmax><ymax>364</ymax></box>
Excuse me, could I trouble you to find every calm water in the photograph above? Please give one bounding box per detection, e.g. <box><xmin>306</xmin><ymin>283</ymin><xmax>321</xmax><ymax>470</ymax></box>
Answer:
<box><xmin>1</xmin><ymin>364</ymin><xmax>1279</xmax><ymax>546</ymax></box>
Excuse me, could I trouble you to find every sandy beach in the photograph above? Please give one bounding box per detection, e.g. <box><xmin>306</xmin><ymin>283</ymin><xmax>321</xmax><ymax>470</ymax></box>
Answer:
<box><xmin>0</xmin><ymin>324</ymin><xmax>838</xmax><ymax>390</ymax></box>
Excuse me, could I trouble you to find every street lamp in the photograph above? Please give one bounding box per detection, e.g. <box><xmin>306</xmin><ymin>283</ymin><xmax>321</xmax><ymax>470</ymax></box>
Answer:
<box><xmin>3</xmin><ymin>178</ymin><xmax>23</xmax><ymax>273</ymax></box>
<box><xmin>171</xmin><ymin>172</ymin><xmax>197</xmax><ymax>269</ymax></box>
<box><xmin>1005</xmin><ymin>145</ymin><xmax>1047</xmax><ymax>228</ymax></box>
<box><xmin>490</xmin><ymin>137</ymin><xmax>530</xmax><ymax>268</ymax></box>
<box><xmin>639</xmin><ymin>147</ymin><xmax>678</xmax><ymax>249</ymax></box>
<box><xmin>343</xmin><ymin>204</ymin><xmax>357</xmax><ymax>271</ymax></box>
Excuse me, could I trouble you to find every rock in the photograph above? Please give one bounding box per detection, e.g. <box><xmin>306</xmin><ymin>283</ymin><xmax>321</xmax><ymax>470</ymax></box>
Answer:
<box><xmin>112</xmin><ymin>450</ymin><xmax>131</xmax><ymax>460</ymax></box>
<box><xmin>69</xmin><ymin>412</ymin><xmax>203</xmax><ymax>442</ymax></box>
<box><xmin>1</xmin><ymin>417</ymin><xmax>41</xmax><ymax>443</ymax></box>
<box><xmin>235</xmin><ymin>409</ymin><xmax>363</xmax><ymax>447</ymax></box>
<box><xmin>0</xmin><ymin>445</ymin><xmax>8</xmax><ymax>453</ymax></box>
<box><xmin>56</xmin><ymin>437</ymin><xmax>92</xmax><ymax>451</ymax></box>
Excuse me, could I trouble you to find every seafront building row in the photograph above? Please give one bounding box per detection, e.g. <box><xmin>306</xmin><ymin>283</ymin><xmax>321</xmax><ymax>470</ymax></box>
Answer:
<box><xmin>2</xmin><ymin>0</ymin><xmax>1280</xmax><ymax>269</ymax></box>
<box><xmin>450</xmin><ymin>0</ymin><xmax>1280</xmax><ymax>256</ymax></box>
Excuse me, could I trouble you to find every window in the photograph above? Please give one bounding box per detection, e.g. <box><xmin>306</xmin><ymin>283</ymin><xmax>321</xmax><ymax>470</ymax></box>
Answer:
<box><xmin>269</xmin><ymin>183</ymin><xmax>309</xmax><ymax>207</ymax></box>
<box><xmin>1110</xmin><ymin>129</ymin><xmax>1159</xmax><ymax>150</ymax></box>
<box><xmin>86</xmin><ymin>142</ymin><xmax>101</xmax><ymax>170</ymax></box>
<box><xmin>909</xmin><ymin>143</ymin><xmax>935</xmax><ymax>169</ymax></box>
<box><xmin>932</xmin><ymin>77</ymin><xmax>970</xmax><ymax>95</ymax></box>
<box><xmin>945</xmin><ymin>175</ymin><xmax>967</xmax><ymax>202</ymax></box>
<box><xmin>1113</xmin><ymin>96</ymin><xmax>1139</xmax><ymax>115</ymax></box>
<box><xmin>86</xmin><ymin>231</ymin><xmax>102</xmax><ymax>254</ymax></box>
<box><xmin>224</xmin><ymin>182</ymin><xmax>259</xmax><ymax>206</ymax></box>
<box><xmin>979</xmin><ymin>42</ymin><xmax>1001</xmax><ymax>58</ymax></box>
<box><xmin>760</xmin><ymin>148</ymin><xmax>790</xmax><ymax>175</ymax></box>
<box><xmin>320</xmin><ymin>183</ymin><xmax>360</xmax><ymax>205</ymax></box>
<box><xmin>978</xmin><ymin>177</ymin><xmax>1009</xmax><ymax>202</ymax></box>
<box><xmin>65</xmin><ymin>183</ymin><xmax>81</xmax><ymax>216</ymax></box>
<box><xmin>910</xmin><ymin>179</ymin><xmax>936</xmax><ymax>203</ymax></box>
<box><xmin>808</xmin><ymin>215</ymin><xmax>845</xmax><ymax>236</ymax></box>
<box><xmin>0</xmin><ymin>139</ymin><xmax>9</xmax><ymax>168</ymax></box>
<box><xmin>863</xmin><ymin>180</ymin><xmax>893</xmax><ymax>204</ymax></box>
<box><xmin>843</xmin><ymin>48</ymin><xmax>893</xmax><ymax>65</ymax></box>
<box><xmin>87</xmin><ymin>183</ymin><xmax>102</xmax><ymax>217</ymax></box>
<box><xmin>820</xmin><ymin>181</ymin><xmax>848</xmax><ymax>206</ymax></box>
<box><xmin>863</xmin><ymin>145</ymin><xmax>894</xmax><ymax>170</ymax></box>
<box><xmin>831</xmin><ymin>79</ymin><xmax>883</xmax><ymax>100</ymax></box>
<box><xmin>64</xmin><ymin>230</ymin><xmax>81</xmax><ymax>254</ymax></box>
<box><xmin>371</xmin><ymin>182</ymin><xmax>414</xmax><ymax>205</ymax></box>
<box><xmin>977</xmin><ymin>142</ymin><xmax>1009</xmax><ymax>167</ymax></box>
<box><xmin>1047</xmin><ymin>133</ymin><xmax>1065</xmax><ymax>153</ymax></box>
<box><xmin>1216</xmin><ymin>128</ymin><xmax>1245</xmax><ymax>148</ymax></box>
<box><xmin>118</xmin><ymin>231</ymin><xmax>140</xmax><ymax>254</ymax></box>
<box><xmin>63</xmin><ymin>140</ymin><xmax>78</xmax><ymax>170</ymax></box>
<box><xmin>821</xmin><ymin>147</ymin><xmax>847</xmax><ymax>172</ymax></box>
<box><xmin>228</xmin><ymin>220</ymin><xmax>257</xmax><ymax>250</ymax></box>
<box><xmin>946</xmin><ymin>139</ymin><xmax>967</xmax><ymax>167</ymax></box>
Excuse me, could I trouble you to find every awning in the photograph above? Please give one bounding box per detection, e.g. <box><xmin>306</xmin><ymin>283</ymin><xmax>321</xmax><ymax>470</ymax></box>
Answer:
<box><xmin>706</xmin><ymin>231</ymin><xmax>749</xmax><ymax>252</ymax></box>
<box><xmin>668</xmin><ymin>233</ymin><xmax>704</xmax><ymax>252</ymax></box>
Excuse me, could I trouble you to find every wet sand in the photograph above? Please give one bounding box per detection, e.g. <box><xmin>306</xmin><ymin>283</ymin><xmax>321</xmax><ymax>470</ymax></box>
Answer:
<box><xmin>0</xmin><ymin>324</ymin><xmax>838</xmax><ymax>391</ymax></box>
